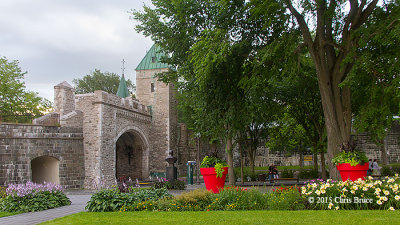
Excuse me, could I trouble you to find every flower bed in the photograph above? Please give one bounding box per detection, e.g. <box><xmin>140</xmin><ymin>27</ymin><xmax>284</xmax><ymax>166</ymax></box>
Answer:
<box><xmin>120</xmin><ymin>185</ymin><xmax>305</xmax><ymax>212</ymax></box>
<box><xmin>85</xmin><ymin>187</ymin><xmax>172</xmax><ymax>212</ymax></box>
<box><xmin>302</xmin><ymin>175</ymin><xmax>400</xmax><ymax>210</ymax></box>
<box><xmin>0</xmin><ymin>181</ymin><xmax>70</xmax><ymax>212</ymax></box>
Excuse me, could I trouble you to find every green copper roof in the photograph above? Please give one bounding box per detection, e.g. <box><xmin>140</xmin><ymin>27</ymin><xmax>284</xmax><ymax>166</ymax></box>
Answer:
<box><xmin>135</xmin><ymin>44</ymin><xmax>169</xmax><ymax>70</ymax></box>
<box><xmin>116</xmin><ymin>75</ymin><xmax>130</xmax><ymax>98</ymax></box>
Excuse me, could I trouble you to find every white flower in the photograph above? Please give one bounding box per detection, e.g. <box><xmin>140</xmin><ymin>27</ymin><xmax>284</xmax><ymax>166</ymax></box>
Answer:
<box><xmin>363</xmin><ymin>187</ymin><xmax>368</xmax><ymax>191</ymax></box>
<box><xmin>351</xmin><ymin>190</ymin><xmax>356</xmax><ymax>194</ymax></box>
<box><xmin>377</xmin><ymin>200</ymin><xmax>383</xmax><ymax>205</ymax></box>
<box><xmin>383</xmin><ymin>196</ymin><xmax>388</xmax><ymax>202</ymax></box>
<box><xmin>335</xmin><ymin>206</ymin><xmax>339</xmax><ymax>210</ymax></box>
<box><xmin>395</xmin><ymin>195</ymin><xmax>400</xmax><ymax>201</ymax></box>
<box><xmin>316</xmin><ymin>190</ymin><xmax>321</xmax><ymax>196</ymax></box>
<box><xmin>328</xmin><ymin>203</ymin><xmax>334</xmax><ymax>209</ymax></box>
<box><xmin>384</xmin><ymin>190</ymin><xmax>390</xmax><ymax>196</ymax></box>
<box><xmin>389</xmin><ymin>207</ymin><xmax>395</xmax><ymax>211</ymax></box>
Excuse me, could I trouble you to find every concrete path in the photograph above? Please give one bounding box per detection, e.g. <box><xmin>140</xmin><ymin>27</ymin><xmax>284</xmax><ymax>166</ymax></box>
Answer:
<box><xmin>0</xmin><ymin>194</ymin><xmax>91</xmax><ymax>225</ymax></box>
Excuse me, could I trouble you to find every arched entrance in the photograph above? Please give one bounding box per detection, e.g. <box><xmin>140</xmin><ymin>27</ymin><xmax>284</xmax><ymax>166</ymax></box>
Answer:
<box><xmin>115</xmin><ymin>130</ymin><xmax>147</xmax><ymax>180</ymax></box>
<box><xmin>31</xmin><ymin>156</ymin><xmax>60</xmax><ymax>184</ymax></box>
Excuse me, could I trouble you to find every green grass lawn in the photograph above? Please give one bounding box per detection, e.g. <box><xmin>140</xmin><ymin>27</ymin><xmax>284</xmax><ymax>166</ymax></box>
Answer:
<box><xmin>41</xmin><ymin>210</ymin><xmax>400</xmax><ymax>225</ymax></box>
<box><xmin>0</xmin><ymin>211</ymin><xmax>20</xmax><ymax>218</ymax></box>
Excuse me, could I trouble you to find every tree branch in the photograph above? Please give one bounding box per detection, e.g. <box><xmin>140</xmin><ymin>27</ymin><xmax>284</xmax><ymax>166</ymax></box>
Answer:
<box><xmin>286</xmin><ymin>1</ymin><xmax>314</xmax><ymax>52</ymax></box>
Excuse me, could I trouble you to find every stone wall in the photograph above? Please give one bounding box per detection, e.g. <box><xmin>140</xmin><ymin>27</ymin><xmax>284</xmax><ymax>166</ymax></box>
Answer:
<box><xmin>0</xmin><ymin>123</ymin><xmax>84</xmax><ymax>189</ymax></box>
<box><xmin>136</xmin><ymin>68</ymin><xmax>177</xmax><ymax>173</ymax></box>
<box><xmin>355</xmin><ymin>123</ymin><xmax>400</xmax><ymax>163</ymax></box>
<box><xmin>75</xmin><ymin>90</ymin><xmax>152</xmax><ymax>188</ymax></box>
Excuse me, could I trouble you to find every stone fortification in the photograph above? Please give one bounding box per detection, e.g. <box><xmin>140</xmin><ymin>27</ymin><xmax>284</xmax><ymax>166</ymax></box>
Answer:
<box><xmin>0</xmin><ymin>123</ymin><xmax>84</xmax><ymax>189</ymax></box>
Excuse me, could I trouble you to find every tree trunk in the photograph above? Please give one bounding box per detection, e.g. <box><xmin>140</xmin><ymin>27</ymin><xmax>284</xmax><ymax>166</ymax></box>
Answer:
<box><xmin>320</xmin><ymin>151</ymin><xmax>327</xmax><ymax>180</ymax></box>
<box><xmin>226</xmin><ymin>135</ymin><xmax>235</xmax><ymax>186</ymax></box>
<box><xmin>239</xmin><ymin>142</ymin><xmax>244</xmax><ymax>184</ymax></box>
<box><xmin>313</xmin><ymin>151</ymin><xmax>319</xmax><ymax>171</ymax></box>
<box><xmin>380</xmin><ymin>139</ymin><xmax>389</xmax><ymax>165</ymax></box>
<box><xmin>248</xmin><ymin>145</ymin><xmax>255</xmax><ymax>179</ymax></box>
<box><xmin>196</xmin><ymin>137</ymin><xmax>200</xmax><ymax>184</ymax></box>
<box><xmin>299</xmin><ymin>151</ymin><xmax>304</xmax><ymax>168</ymax></box>
<box><xmin>286</xmin><ymin>0</ymin><xmax>379</xmax><ymax>181</ymax></box>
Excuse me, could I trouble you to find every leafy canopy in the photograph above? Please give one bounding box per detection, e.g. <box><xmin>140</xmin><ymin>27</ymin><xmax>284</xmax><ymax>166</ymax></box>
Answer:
<box><xmin>72</xmin><ymin>69</ymin><xmax>135</xmax><ymax>95</ymax></box>
<box><xmin>0</xmin><ymin>56</ymin><xmax>52</xmax><ymax>123</ymax></box>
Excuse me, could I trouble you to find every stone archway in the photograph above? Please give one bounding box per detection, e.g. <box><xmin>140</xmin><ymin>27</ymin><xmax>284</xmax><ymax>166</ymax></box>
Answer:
<box><xmin>31</xmin><ymin>156</ymin><xmax>60</xmax><ymax>184</ymax></box>
<box><xmin>115</xmin><ymin>130</ymin><xmax>148</xmax><ymax>180</ymax></box>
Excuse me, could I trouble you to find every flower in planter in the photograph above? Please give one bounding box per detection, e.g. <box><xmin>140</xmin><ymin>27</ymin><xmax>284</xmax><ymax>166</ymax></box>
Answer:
<box><xmin>200</xmin><ymin>156</ymin><xmax>228</xmax><ymax>178</ymax></box>
<box><xmin>332</xmin><ymin>141</ymin><xmax>368</xmax><ymax>166</ymax></box>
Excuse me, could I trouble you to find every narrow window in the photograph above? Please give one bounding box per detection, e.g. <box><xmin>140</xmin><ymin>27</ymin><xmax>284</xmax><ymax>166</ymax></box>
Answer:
<box><xmin>151</xmin><ymin>57</ymin><xmax>156</xmax><ymax>63</ymax></box>
<box><xmin>151</xmin><ymin>83</ymin><xmax>155</xmax><ymax>92</ymax></box>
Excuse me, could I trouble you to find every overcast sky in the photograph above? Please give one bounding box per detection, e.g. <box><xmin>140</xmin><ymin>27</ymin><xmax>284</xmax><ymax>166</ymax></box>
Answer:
<box><xmin>0</xmin><ymin>0</ymin><xmax>154</xmax><ymax>101</ymax></box>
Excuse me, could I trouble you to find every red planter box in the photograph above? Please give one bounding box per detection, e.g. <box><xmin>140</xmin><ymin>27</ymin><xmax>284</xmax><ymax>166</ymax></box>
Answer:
<box><xmin>200</xmin><ymin>167</ymin><xmax>228</xmax><ymax>193</ymax></box>
<box><xmin>336</xmin><ymin>163</ymin><xmax>369</xmax><ymax>181</ymax></box>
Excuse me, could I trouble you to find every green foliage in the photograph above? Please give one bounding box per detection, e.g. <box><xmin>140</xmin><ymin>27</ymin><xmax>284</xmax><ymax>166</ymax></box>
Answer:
<box><xmin>298</xmin><ymin>169</ymin><xmax>320</xmax><ymax>179</ymax></box>
<box><xmin>85</xmin><ymin>187</ymin><xmax>172</xmax><ymax>212</ymax></box>
<box><xmin>0</xmin><ymin>187</ymin><xmax>6</xmax><ymax>199</ymax></box>
<box><xmin>72</xmin><ymin>69</ymin><xmax>135</xmax><ymax>95</ymax></box>
<box><xmin>153</xmin><ymin>179</ymin><xmax>186</xmax><ymax>190</ymax></box>
<box><xmin>201</xmin><ymin>156</ymin><xmax>228</xmax><ymax>178</ymax></box>
<box><xmin>0</xmin><ymin>191</ymin><xmax>70</xmax><ymax>212</ymax></box>
<box><xmin>265</xmin><ymin>186</ymin><xmax>306</xmax><ymax>210</ymax></box>
<box><xmin>280</xmin><ymin>169</ymin><xmax>294</xmax><ymax>178</ymax></box>
<box><xmin>350</xmin><ymin>1</ymin><xmax>400</xmax><ymax>147</ymax></box>
<box><xmin>0</xmin><ymin>56</ymin><xmax>52</xmax><ymax>123</ymax></box>
<box><xmin>381</xmin><ymin>164</ymin><xmax>400</xmax><ymax>177</ymax></box>
<box><xmin>332</xmin><ymin>151</ymin><xmax>369</xmax><ymax>166</ymax></box>
<box><xmin>208</xmin><ymin>187</ymin><xmax>267</xmax><ymax>211</ymax></box>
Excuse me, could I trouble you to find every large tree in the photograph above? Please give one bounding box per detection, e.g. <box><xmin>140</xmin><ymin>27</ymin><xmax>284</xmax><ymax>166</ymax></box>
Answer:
<box><xmin>0</xmin><ymin>56</ymin><xmax>52</xmax><ymax>123</ymax></box>
<box><xmin>133</xmin><ymin>0</ymin><xmax>287</xmax><ymax>185</ymax></box>
<box><xmin>283</xmin><ymin>0</ymin><xmax>395</xmax><ymax>178</ymax></box>
<box><xmin>73</xmin><ymin>69</ymin><xmax>135</xmax><ymax>95</ymax></box>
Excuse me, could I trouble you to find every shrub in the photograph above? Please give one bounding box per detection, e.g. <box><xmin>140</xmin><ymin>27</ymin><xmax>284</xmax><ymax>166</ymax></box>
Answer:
<box><xmin>0</xmin><ymin>187</ymin><xmax>6</xmax><ymax>199</ymax></box>
<box><xmin>85</xmin><ymin>187</ymin><xmax>172</xmax><ymax>212</ymax></box>
<box><xmin>280</xmin><ymin>169</ymin><xmax>294</xmax><ymax>178</ymax></box>
<box><xmin>207</xmin><ymin>186</ymin><xmax>267</xmax><ymax>211</ymax></box>
<box><xmin>0</xmin><ymin>182</ymin><xmax>70</xmax><ymax>212</ymax></box>
<box><xmin>265</xmin><ymin>186</ymin><xmax>306</xmax><ymax>210</ymax></box>
<box><xmin>381</xmin><ymin>164</ymin><xmax>400</xmax><ymax>177</ymax></box>
<box><xmin>302</xmin><ymin>175</ymin><xmax>400</xmax><ymax>210</ymax></box>
<box><xmin>298</xmin><ymin>169</ymin><xmax>319</xmax><ymax>179</ymax></box>
<box><xmin>153</xmin><ymin>179</ymin><xmax>186</xmax><ymax>190</ymax></box>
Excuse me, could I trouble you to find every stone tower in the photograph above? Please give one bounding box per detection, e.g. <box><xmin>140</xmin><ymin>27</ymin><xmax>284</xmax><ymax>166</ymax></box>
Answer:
<box><xmin>135</xmin><ymin>44</ymin><xmax>178</xmax><ymax>173</ymax></box>
<box><xmin>54</xmin><ymin>81</ymin><xmax>75</xmax><ymax>116</ymax></box>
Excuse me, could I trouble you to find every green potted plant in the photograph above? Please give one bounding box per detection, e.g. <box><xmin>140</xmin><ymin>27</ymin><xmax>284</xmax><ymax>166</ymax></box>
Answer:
<box><xmin>332</xmin><ymin>142</ymin><xmax>369</xmax><ymax>181</ymax></box>
<box><xmin>200</xmin><ymin>156</ymin><xmax>228</xmax><ymax>193</ymax></box>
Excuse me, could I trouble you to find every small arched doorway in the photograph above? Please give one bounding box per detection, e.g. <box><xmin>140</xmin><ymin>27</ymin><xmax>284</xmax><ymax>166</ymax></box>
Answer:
<box><xmin>31</xmin><ymin>156</ymin><xmax>60</xmax><ymax>184</ymax></box>
<box><xmin>116</xmin><ymin>131</ymin><xmax>147</xmax><ymax>181</ymax></box>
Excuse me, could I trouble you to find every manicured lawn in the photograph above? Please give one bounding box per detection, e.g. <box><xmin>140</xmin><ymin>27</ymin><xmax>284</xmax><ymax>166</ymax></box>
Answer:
<box><xmin>0</xmin><ymin>211</ymin><xmax>20</xmax><ymax>218</ymax></box>
<box><xmin>42</xmin><ymin>210</ymin><xmax>399</xmax><ymax>225</ymax></box>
